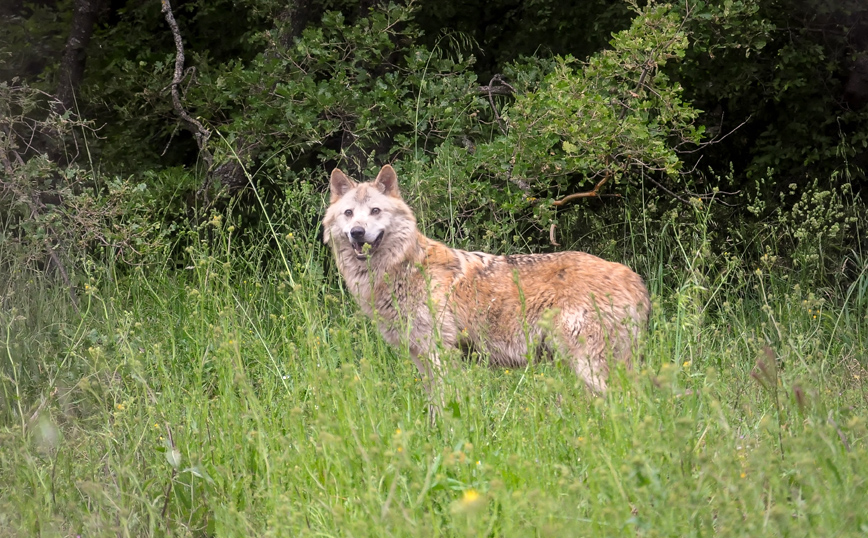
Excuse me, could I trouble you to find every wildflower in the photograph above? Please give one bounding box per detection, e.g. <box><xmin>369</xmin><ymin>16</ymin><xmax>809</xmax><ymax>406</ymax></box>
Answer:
<box><xmin>683</xmin><ymin>361</ymin><xmax>691</xmax><ymax>368</ymax></box>
<box><xmin>452</xmin><ymin>488</ymin><xmax>485</xmax><ymax>513</ymax></box>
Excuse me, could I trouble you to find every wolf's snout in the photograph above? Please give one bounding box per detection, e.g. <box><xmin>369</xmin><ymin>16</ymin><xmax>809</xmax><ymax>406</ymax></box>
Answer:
<box><xmin>350</xmin><ymin>227</ymin><xmax>366</xmax><ymax>240</ymax></box>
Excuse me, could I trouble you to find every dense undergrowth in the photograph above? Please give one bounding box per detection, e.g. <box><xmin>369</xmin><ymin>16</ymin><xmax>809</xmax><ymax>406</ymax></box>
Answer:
<box><xmin>1</xmin><ymin>182</ymin><xmax>866</xmax><ymax>536</ymax></box>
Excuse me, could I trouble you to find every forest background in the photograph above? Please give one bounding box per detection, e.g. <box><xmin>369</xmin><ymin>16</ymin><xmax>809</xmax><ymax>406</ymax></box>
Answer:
<box><xmin>1</xmin><ymin>0</ymin><xmax>867</xmax><ymax>535</ymax></box>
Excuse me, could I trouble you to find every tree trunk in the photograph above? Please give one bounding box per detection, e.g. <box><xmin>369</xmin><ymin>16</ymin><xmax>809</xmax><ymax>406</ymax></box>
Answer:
<box><xmin>55</xmin><ymin>0</ymin><xmax>103</xmax><ymax>115</ymax></box>
<box><xmin>279</xmin><ymin>0</ymin><xmax>312</xmax><ymax>48</ymax></box>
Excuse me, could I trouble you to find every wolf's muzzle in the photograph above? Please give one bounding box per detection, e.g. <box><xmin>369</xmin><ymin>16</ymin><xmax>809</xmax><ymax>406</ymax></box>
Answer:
<box><xmin>350</xmin><ymin>226</ymin><xmax>366</xmax><ymax>240</ymax></box>
<box><xmin>348</xmin><ymin>228</ymin><xmax>384</xmax><ymax>259</ymax></box>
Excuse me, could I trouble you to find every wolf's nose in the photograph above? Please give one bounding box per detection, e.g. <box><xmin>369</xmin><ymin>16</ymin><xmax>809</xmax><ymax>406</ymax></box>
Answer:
<box><xmin>350</xmin><ymin>227</ymin><xmax>365</xmax><ymax>240</ymax></box>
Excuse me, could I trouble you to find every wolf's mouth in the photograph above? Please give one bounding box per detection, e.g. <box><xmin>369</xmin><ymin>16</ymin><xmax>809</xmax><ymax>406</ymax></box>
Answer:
<box><xmin>351</xmin><ymin>231</ymin><xmax>384</xmax><ymax>260</ymax></box>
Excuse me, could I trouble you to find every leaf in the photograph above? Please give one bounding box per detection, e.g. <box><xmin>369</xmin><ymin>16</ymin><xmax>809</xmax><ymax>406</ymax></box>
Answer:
<box><xmin>164</xmin><ymin>439</ymin><xmax>182</xmax><ymax>469</ymax></box>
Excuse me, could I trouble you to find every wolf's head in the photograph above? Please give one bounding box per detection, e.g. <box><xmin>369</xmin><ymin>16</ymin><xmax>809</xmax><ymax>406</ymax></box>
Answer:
<box><xmin>323</xmin><ymin>165</ymin><xmax>417</xmax><ymax>263</ymax></box>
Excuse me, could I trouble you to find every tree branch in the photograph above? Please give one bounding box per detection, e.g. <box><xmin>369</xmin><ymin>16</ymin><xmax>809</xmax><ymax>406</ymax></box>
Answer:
<box><xmin>161</xmin><ymin>0</ymin><xmax>213</xmax><ymax>175</ymax></box>
<box><xmin>481</xmin><ymin>75</ymin><xmax>514</xmax><ymax>135</ymax></box>
<box><xmin>552</xmin><ymin>171</ymin><xmax>618</xmax><ymax>207</ymax></box>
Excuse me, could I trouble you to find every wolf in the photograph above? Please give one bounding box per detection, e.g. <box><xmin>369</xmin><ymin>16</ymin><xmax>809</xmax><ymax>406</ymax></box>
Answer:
<box><xmin>323</xmin><ymin>164</ymin><xmax>650</xmax><ymax>400</ymax></box>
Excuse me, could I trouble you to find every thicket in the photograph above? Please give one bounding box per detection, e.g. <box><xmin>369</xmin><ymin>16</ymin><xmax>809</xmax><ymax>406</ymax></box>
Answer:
<box><xmin>1</xmin><ymin>0</ymin><xmax>866</xmax><ymax>277</ymax></box>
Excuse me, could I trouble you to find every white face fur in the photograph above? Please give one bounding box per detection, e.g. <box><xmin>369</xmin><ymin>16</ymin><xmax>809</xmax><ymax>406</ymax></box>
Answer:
<box><xmin>325</xmin><ymin>165</ymin><xmax>414</xmax><ymax>262</ymax></box>
<box><xmin>329</xmin><ymin>186</ymin><xmax>394</xmax><ymax>260</ymax></box>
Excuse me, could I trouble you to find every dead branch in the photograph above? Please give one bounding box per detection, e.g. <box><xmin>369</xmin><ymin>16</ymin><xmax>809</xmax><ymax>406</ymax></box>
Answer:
<box><xmin>619</xmin><ymin>59</ymin><xmax>655</xmax><ymax>120</ymax></box>
<box><xmin>481</xmin><ymin>75</ymin><xmax>514</xmax><ymax>135</ymax></box>
<box><xmin>503</xmin><ymin>144</ymin><xmax>529</xmax><ymax>191</ymax></box>
<box><xmin>476</xmin><ymin>74</ymin><xmax>516</xmax><ymax>97</ymax></box>
<box><xmin>677</xmin><ymin>114</ymin><xmax>753</xmax><ymax>154</ymax></box>
<box><xmin>549</xmin><ymin>222</ymin><xmax>560</xmax><ymax>246</ymax></box>
<box><xmin>552</xmin><ymin>171</ymin><xmax>618</xmax><ymax>207</ymax></box>
<box><xmin>686</xmin><ymin>189</ymin><xmax>741</xmax><ymax>207</ymax></box>
<box><xmin>25</xmin><ymin>193</ymin><xmax>81</xmax><ymax>313</ymax></box>
<box><xmin>161</xmin><ymin>0</ymin><xmax>213</xmax><ymax>173</ymax></box>
<box><xmin>643</xmin><ymin>174</ymin><xmax>691</xmax><ymax>205</ymax></box>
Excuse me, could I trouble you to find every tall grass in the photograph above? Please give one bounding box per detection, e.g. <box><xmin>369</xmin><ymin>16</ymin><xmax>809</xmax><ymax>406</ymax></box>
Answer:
<box><xmin>1</xmin><ymin>183</ymin><xmax>867</xmax><ymax>537</ymax></box>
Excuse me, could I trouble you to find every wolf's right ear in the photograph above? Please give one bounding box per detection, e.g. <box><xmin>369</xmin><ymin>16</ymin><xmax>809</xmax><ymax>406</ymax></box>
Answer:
<box><xmin>330</xmin><ymin>169</ymin><xmax>356</xmax><ymax>203</ymax></box>
<box><xmin>373</xmin><ymin>164</ymin><xmax>400</xmax><ymax>198</ymax></box>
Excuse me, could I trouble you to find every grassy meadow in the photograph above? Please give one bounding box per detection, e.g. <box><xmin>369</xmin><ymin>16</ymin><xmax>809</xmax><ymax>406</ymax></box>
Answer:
<box><xmin>1</xmin><ymin>195</ymin><xmax>867</xmax><ymax>537</ymax></box>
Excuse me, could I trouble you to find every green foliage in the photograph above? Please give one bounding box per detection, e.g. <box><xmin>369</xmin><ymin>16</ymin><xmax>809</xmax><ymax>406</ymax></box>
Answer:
<box><xmin>0</xmin><ymin>82</ymin><xmax>175</xmax><ymax>280</ymax></box>
<box><xmin>405</xmin><ymin>4</ymin><xmax>706</xmax><ymax>250</ymax></box>
<box><xmin>78</xmin><ymin>1</ymin><xmax>488</xmax><ymax>179</ymax></box>
<box><xmin>414</xmin><ymin>0</ymin><xmax>635</xmax><ymax>78</ymax></box>
<box><xmin>506</xmin><ymin>5</ymin><xmax>702</xmax><ymax>184</ymax></box>
<box><xmin>674</xmin><ymin>0</ymin><xmax>868</xmax><ymax>196</ymax></box>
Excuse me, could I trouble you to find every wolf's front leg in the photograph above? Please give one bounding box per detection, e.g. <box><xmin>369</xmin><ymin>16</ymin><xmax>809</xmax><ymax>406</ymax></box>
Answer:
<box><xmin>410</xmin><ymin>350</ymin><xmax>445</xmax><ymax>425</ymax></box>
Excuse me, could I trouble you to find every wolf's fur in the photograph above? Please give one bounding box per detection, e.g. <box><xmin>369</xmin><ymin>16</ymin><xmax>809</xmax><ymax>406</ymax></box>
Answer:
<box><xmin>323</xmin><ymin>165</ymin><xmax>651</xmax><ymax>394</ymax></box>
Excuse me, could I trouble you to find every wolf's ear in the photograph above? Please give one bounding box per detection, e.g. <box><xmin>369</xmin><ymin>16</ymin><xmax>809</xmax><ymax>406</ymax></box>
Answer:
<box><xmin>330</xmin><ymin>168</ymin><xmax>356</xmax><ymax>203</ymax></box>
<box><xmin>373</xmin><ymin>165</ymin><xmax>400</xmax><ymax>198</ymax></box>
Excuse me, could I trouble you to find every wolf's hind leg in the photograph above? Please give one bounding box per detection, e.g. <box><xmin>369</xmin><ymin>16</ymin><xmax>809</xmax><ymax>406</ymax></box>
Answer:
<box><xmin>557</xmin><ymin>317</ymin><xmax>610</xmax><ymax>394</ymax></box>
<box><xmin>568</xmin><ymin>346</ymin><xmax>608</xmax><ymax>394</ymax></box>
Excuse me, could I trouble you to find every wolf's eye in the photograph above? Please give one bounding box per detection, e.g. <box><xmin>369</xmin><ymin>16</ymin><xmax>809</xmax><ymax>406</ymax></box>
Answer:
<box><xmin>344</xmin><ymin>209</ymin><xmax>353</xmax><ymax>217</ymax></box>
<box><xmin>371</xmin><ymin>208</ymin><xmax>380</xmax><ymax>215</ymax></box>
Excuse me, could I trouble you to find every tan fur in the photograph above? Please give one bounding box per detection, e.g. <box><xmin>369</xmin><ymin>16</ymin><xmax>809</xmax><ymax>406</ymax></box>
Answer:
<box><xmin>324</xmin><ymin>165</ymin><xmax>651</xmax><ymax>396</ymax></box>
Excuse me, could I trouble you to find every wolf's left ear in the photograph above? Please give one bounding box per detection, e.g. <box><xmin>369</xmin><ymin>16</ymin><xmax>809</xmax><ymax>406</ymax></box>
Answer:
<box><xmin>373</xmin><ymin>165</ymin><xmax>400</xmax><ymax>198</ymax></box>
<box><xmin>330</xmin><ymin>168</ymin><xmax>356</xmax><ymax>203</ymax></box>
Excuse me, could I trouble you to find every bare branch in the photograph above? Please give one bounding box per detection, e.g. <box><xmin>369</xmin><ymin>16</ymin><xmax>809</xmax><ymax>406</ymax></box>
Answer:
<box><xmin>549</xmin><ymin>222</ymin><xmax>560</xmax><ymax>246</ymax></box>
<box><xmin>552</xmin><ymin>171</ymin><xmax>618</xmax><ymax>207</ymax></box>
<box><xmin>503</xmin><ymin>144</ymin><xmax>529</xmax><ymax>191</ymax></box>
<box><xmin>643</xmin><ymin>174</ymin><xmax>691</xmax><ymax>205</ymax></box>
<box><xmin>480</xmin><ymin>75</ymin><xmax>513</xmax><ymax>135</ymax></box>
<box><xmin>677</xmin><ymin>114</ymin><xmax>753</xmax><ymax>154</ymax></box>
<box><xmin>476</xmin><ymin>74</ymin><xmax>516</xmax><ymax>96</ymax></box>
<box><xmin>619</xmin><ymin>59</ymin><xmax>655</xmax><ymax>120</ymax></box>
<box><xmin>686</xmin><ymin>189</ymin><xmax>741</xmax><ymax>207</ymax></box>
<box><xmin>161</xmin><ymin>0</ymin><xmax>213</xmax><ymax>173</ymax></box>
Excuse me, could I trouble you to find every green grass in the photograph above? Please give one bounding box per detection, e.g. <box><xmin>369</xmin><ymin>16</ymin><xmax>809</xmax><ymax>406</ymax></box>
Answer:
<box><xmin>1</xmin><ymin>212</ymin><xmax>867</xmax><ymax>537</ymax></box>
